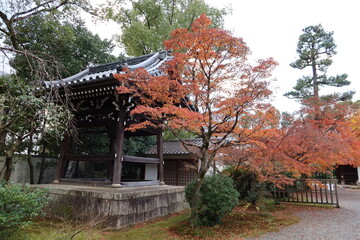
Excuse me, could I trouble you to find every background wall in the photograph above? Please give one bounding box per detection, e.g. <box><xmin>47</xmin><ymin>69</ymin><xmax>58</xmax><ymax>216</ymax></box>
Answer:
<box><xmin>0</xmin><ymin>156</ymin><xmax>56</xmax><ymax>183</ymax></box>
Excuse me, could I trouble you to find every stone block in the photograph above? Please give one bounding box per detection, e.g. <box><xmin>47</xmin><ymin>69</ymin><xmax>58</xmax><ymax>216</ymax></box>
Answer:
<box><xmin>38</xmin><ymin>184</ymin><xmax>189</xmax><ymax>228</ymax></box>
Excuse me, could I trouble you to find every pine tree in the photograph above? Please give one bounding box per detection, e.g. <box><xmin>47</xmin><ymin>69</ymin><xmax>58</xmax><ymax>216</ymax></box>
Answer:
<box><xmin>285</xmin><ymin>24</ymin><xmax>353</xmax><ymax>101</ymax></box>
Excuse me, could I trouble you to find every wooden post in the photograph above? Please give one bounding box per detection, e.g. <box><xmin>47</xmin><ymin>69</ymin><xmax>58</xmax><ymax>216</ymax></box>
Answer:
<box><xmin>112</xmin><ymin>106</ymin><xmax>126</xmax><ymax>188</ymax></box>
<box><xmin>334</xmin><ymin>180</ymin><xmax>340</xmax><ymax>208</ymax></box>
<box><xmin>339</xmin><ymin>165</ymin><xmax>345</xmax><ymax>185</ymax></box>
<box><xmin>53</xmin><ymin>135</ymin><xmax>70</xmax><ymax>183</ymax></box>
<box><xmin>108</xmin><ymin>138</ymin><xmax>115</xmax><ymax>180</ymax></box>
<box><xmin>157</xmin><ymin>129</ymin><xmax>165</xmax><ymax>185</ymax></box>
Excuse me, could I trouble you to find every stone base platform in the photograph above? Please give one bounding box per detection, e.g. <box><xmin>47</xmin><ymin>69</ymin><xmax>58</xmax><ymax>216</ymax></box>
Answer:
<box><xmin>33</xmin><ymin>183</ymin><xmax>189</xmax><ymax>228</ymax></box>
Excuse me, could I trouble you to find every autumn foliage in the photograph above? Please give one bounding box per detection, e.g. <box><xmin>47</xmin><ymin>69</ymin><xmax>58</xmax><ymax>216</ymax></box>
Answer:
<box><xmin>114</xmin><ymin>14</ymin><xmax>277</xmax><ymax>226</ymax></box>
<box><xmin>112</xmin><ymin>14</ymin><xmax>360</xmax><ymax>226</ymax></box>
<box><xmin>114</xmin><ymin>14</ymin><xmax>276</xmax><ymax>142</ymax></box>
<box><xmin>222</xmin><ymin>98</ymin><xmax>360</xmax><ymax>186</ymax></box>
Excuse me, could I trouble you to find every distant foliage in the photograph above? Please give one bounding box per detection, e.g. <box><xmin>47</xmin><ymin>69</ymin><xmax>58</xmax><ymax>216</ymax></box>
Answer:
<box><xmin>223</xmin><ymin>167</ymin><xmax>262</xmax><ymax>205</ymax></box>
<box><xmin>185</xmin><ymin>174</ymin><xmax>239</xmax><ymax>226</ymax></box>
<box><xmin>0</xmin><ymin>182</ymin><xmax>49</xmax><ymax>237</ymax></box>
<box><xmin>105</xmin><ymin>0</ymin><xmax>229</xmax><ymax>56</ymax></box>
<box><xmin>245</xmin><ymin>182</ymin><xmax>264</xmax><ymax>205</ymax></box>
<box><xmin>124</xmin><ymin>136</ymin><xmax>157</xmax><ymax>156</ymax></box>
<box><xmin>10</xmin><ymin>17</ymin><xmax>116</xmax><ymax>81</ymax></box>
<box><xmin>223</xmin><ymin>167</ymin><xmax>255</xmax><ymax>197</ymax></box>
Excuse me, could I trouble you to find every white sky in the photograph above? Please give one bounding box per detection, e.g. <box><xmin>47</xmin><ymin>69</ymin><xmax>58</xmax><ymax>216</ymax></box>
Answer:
<box><xmin>205</xmin><ymin>0</ymin><xmax>360</xmax><ymax>112</ymax></box>
<box><xmin>86</xmin><ymin>0</ymin><xmax>360</xmax><ymax>113</ymax></box>
<box><xmin>3</xmin><ymin>0</ymin><xmax>357</xmax><ymax>113</ymax></box>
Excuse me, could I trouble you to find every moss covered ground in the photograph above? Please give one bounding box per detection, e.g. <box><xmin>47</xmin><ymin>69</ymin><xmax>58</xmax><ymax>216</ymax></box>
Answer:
<box><xmin>12</xmin><ymin>199</ymin><xmax>334</xmax><ymax>240</ymax></box>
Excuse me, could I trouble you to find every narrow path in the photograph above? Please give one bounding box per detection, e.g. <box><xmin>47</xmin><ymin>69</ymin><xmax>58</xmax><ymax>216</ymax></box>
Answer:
<box><xmin>250</xmin><ymin>189</ymin><xmax>360</xmax><ymax>240</ymax></box>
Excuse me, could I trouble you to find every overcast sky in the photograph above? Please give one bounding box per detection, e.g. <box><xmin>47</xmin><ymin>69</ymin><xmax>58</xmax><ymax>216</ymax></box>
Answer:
<box><xmin>205</xmin><ymin>0</ymin><xmax>360</xmax><ymax>112</ymax></box>
<box><xmin>1</xmin><ymin>0</ymin><xmax>358</xmax><ymax>113</ymax></box>
<box><xmin>85</xmin><ymin>0</ymin><xmax>359</xmax><ymax>113</ymax></box>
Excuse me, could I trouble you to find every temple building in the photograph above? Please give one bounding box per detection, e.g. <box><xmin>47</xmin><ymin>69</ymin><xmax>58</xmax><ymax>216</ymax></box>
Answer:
<box><xmin>44</xmin><ymin>51</ymin><xmax>176</xmax><ymax>187</ymax></box>
<box><xmin>336</xmin><ymin>165</ymin><xmax>360</xmax><ymax>185</ymax></box>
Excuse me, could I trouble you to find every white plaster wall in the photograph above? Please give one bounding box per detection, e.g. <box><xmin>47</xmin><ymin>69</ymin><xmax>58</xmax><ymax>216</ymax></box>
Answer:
<box><xmin>0</xmin><ymin>156</ymin><xmax>56</xmax><ymax>183</ymax></box>
<box><xmin>145</xmin><ymin>164</ymin><xmax>158</xmax><ymax>180</ymax></box>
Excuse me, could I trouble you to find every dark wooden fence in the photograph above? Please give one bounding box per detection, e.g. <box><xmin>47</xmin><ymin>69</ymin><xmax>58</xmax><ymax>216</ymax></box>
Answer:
<box><xmin>274</xmin><ymin>179</ymin><xmax>339</xmax><ymax>207</ymax></box>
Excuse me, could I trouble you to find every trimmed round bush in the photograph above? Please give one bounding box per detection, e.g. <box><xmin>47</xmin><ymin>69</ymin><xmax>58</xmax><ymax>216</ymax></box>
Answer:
<box><xmin>185</xmin><ymin>174</ymin><xmax>239</xmax><ymax>226</ymax></box>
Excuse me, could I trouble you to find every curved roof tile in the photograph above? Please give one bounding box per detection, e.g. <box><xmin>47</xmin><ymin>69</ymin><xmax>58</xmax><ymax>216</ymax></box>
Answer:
<box><xmin>43</xmin><ymin>50</ymin><xmax>171</xmax><ymax>88</ymax></box>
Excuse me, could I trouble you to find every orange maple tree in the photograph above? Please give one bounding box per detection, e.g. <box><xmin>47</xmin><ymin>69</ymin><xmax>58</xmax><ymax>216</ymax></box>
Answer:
<box><xmin>222</xmin><ymin>97</ymin><xmax>360</xmax><ymax>187</ymax></box>
<box><xmin>114</xmin><ymin>14</ymin><xmax>277</xmax><ymax>225</ymax></box>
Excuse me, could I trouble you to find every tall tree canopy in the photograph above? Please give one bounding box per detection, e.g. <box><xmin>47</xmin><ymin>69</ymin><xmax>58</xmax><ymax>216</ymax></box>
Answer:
<box><xmin>0</xmin><ymin>0</ymin><xmax>114</xmax><ymax>181</ymax></box>
<box><xmin>0</xmin><ymin>75</ymin><xmax>72</xmax><ymax>180</ymax></box>
<box><xmin>104</xmin><ymin>0</ymin><xmax>229</xmax><ymax>56</ymax></box>
<box><xmin>0</xmin><ymin>0</ymin><xmax>90</xmax><ymax>82</ymax></box>
<box><xmin>285</xmin><ymin>24</ymin><xmax>353</xmax><ymax>101</ymax></box>
<box><xmin>114</xmin><ymin>14</ymin><xmax>277</xmax><ymax>226</ymax></box>
<box><xmin>10</xmin><ymin>16</ymin><xmax>116</xmax><ymax>81</ymax></box>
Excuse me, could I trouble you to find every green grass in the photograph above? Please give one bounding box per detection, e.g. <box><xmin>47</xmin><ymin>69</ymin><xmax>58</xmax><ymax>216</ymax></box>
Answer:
<box><xmin>14</xmin><ymin>198</ymin><xmax>333</xmax><ymax>240</ymax></box>
<box><xmin>12</xmin><ymin>212</ymin><xmax>189</xmax><ymax>240</ymax></box>
<box><xmin>171</xmin><ymin>212</ymin><xmax>295</xmax><ymax>239</ymax></box>
<box><xmin>7</xmin><ymin>219</ymin><xmax>106</xmax><ymax>240</ymax></box>
<box><xmin>108</xmin><ymin>212</ymin><xmax>190</xmax><ymax>240</ymax></box>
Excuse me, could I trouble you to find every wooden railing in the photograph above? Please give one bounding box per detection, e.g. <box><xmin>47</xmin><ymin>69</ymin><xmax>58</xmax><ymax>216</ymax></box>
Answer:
<box><xmin>273</xmin><ymin>179</ymin><xmax>339</xmax><ymax>207</ymax></box>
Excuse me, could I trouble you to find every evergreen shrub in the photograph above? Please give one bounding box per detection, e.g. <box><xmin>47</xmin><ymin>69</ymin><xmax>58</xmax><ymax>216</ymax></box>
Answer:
<box><xmin>185</xmin><ymin>174</ymin><xmax>239</xmax><ymax>226</ymax></box>
<box><xmin>0</xmin><ymin>181</ymin><xmax>49</xmax><ymax>237</ymax></box>
<box><xmin>223</xmin><ymin>167</ymin><xmax>263</xmax><ymax>205</ymax></box>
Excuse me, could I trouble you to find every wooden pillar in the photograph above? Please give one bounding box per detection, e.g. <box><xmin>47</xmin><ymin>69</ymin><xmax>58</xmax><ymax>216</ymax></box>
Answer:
<box><xmin>112</xmin><ymin>107</ymin><xmax>126</xmax><ymax>188</ymax></box>
<box><xmin>108</xmin><ymin>138</ymin><xmax>115</xmax><ymax>180</ymax></box>
<box><xmin>339</xmin><ymin>165</ymin><xmax>345</xmax><ymax>185</ymax></box>
<box><xmin>157</xmin><ymin>130</ymin><xmax>165</xmax><ymax>185</ymax></box>
<box><xmin>53</xmin><ymin>135</ymin><xmax>70</xmax><ymax>183</ymax></box>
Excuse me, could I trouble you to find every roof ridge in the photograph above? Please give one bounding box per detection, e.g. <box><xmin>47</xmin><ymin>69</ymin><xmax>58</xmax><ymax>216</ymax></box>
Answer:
<box><xmin>89</xmin><ymin>50</ymin><xmax>170</xmax><ymax>74</ymax></box>
<box><xmin>43</xmin><ymin>50</ymin><xmax>170</xmax><ymax>88</ymax></box>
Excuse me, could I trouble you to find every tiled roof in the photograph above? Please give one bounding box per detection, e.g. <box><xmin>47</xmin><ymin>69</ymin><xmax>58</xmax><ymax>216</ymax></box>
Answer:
<box><xmin>147</xmin><ymin>139</ymin><xmax>202</xmax><ymax>155</ymax></box>
<box><xmin>43</xmin><ymin>51</ymin><xmax>171</xmax><ymax>88</ymax></box>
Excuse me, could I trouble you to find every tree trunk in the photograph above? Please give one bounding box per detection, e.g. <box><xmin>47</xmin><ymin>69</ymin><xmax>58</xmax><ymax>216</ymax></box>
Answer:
<box><xmin>311</xmin><ymin>47</ymin><xmax>320</xmax><ymax>120</ymax></box>
<box><xmin>27</xmin><ymin>134</ymin><xmax>35</xmax><ymax>184</ymax></box>
<box><xmin>3</xmin><ymin>155</ymin><xmax>13</xmax><ymax>181</ymax></box>
<box><xmin>0</xmin><ymin>97</ymin><xmax>8</xmax><ymax>151</ymax></box>
<box><xmin>27</xmin><ymin>156</ymin><xmax>35</xmax><ymax>184</ymax></box>
<box><xmin>189</xmin><ymin>150</ymin><xmax>211</xmax><ymax>227</ymax></box>
<box><xmin>37</xmin><ymin>142</ymin><xmax>47</xmax><ymax>184</ymax></box>
<box><xmin>190</xmin><ymin>176</ymin><xmax>204</xmax><ymax>226</ymax></box>
<box><xmin>0</xmin><ymin>129</ymin><xmax>6</xmax><ymax>151</ymax></box>
<box><xmin>2</xmin><ymin>136</ymin><xmax>23</xmax><ymax>181</ymax></box>
<box><xmin>312</xmin><ymin>60</ymin><xmax>319</xmax><ymax>100</ymax></box>
<box><xmin>213</xmin><ymin>158</ymin><xmax>216</xmax><ymax>174</ymax></box>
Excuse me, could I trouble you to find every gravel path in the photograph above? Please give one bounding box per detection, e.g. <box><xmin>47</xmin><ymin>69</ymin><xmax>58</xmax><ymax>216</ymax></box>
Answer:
<box><xmin>249</xmin><ymin>189</ymin><xmax>360</xmax><ymax>240</ymax></box>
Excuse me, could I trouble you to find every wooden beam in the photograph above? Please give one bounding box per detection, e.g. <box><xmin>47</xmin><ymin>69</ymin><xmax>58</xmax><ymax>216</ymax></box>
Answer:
<box><xmin>53</xmin><ymin>135</ymin><xmax>70</xmax><ymax>183</ymax></box>
<box><xmin>112</xmin><ymin>102</ymin><xmax>126</xmax><ymax>188</ymax></box>
<box><xmin>123</xmin><ymin>155</ymin><xmax>160</xmax><ymax>164</ymax></box>
<box><xmin>157</xmin><ymin>130</ymin><xmax>165</xmax><ymax>185</ymax></box>
<box><xmin>63</xmin><ymin>154</ymin><xmax>114</xmax><ymax>162</ymax></box>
